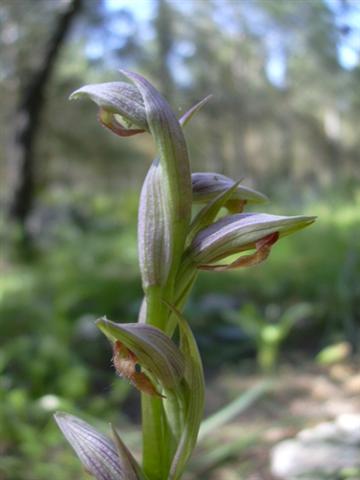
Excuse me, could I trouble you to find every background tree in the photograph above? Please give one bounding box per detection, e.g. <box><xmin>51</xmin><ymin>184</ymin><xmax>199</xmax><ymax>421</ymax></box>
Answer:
<box><xmin>7</xmin><ymin>0</ymin><xmax>82</xmax><ymax>242</ymax></box>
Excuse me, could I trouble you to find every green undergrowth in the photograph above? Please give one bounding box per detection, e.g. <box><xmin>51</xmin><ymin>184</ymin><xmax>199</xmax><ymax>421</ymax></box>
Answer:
<box><xmin>0</xmin><ymin>189</ymin><xmax>359</xmax><ymax>478</ymax></box>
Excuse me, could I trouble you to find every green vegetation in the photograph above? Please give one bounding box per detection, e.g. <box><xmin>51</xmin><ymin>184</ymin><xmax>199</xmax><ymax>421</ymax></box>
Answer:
<box><xmin>1</xmin><ymin>190</ymin><xmax>359</xmax><ymax>478</ymax></box>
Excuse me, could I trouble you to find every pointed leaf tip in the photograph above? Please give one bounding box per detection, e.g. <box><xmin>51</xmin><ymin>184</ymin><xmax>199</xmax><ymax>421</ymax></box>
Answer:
<box><xmin>179</xmin><ymin>95</ymin><xmax>213</xmax><ymax>128</ymax></box>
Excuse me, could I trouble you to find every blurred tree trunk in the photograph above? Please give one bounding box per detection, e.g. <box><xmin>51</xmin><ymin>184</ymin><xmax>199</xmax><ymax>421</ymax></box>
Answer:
<box><xmin>8</xmin><ymin>0</ymin><xmax>82</xmax><ymax>241</ymax></box>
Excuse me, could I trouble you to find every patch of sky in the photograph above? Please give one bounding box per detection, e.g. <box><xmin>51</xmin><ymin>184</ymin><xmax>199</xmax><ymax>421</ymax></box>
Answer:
<box><xmin>168</xmin><ymin>54</ymin><xmax>192</xmax><ymax>89</ymax></box>
<box><xmin>169</xmin><ymin>41</ymin><xmax>195</xmax><ymax>88</ymax></box>
<box><xmin>265</xmin><ymin>19</ymin><xmax>292</xmax><ymax>89</ymax></box>
<box><xmin>266</xmin><ymin>49</ymin><xmax>287</xmax><ymax>89</ymax></box>
<box><xmin>105</xmin><ymin>0</ymin><xmax>155</xmax><ymax>23</ymax></box>
<box><xmin>200</xmin><ymin>0</ymin><xmax>288</xmax><ymax>89</ymax></box>
<box><xmin>212</xmin><ymin>0</ymin><xmax>241</xmax><ymax>36</ymax></box>
<box><xmin>324</xmin><ymin>0</ymin><xmax>360</xmax><ymax>69</ymax></box>
<box><xmin>85</xmin><ymin>40</ymin><xmax>105</xmax><ymax>61</ymax></box>
<box><xmin>176</xmin><ymin>40</ymin><xmax>196</xmax><ymax>59</ymax></box>
<box><xmin>105</xmin><ymin>0</ymin><xmax>155</xmax><ymax>42</ymax></box>
<box><xmin>101</xmin><ymin>0</ymin><xmax>359</xmax><ymax>83</ymax></box>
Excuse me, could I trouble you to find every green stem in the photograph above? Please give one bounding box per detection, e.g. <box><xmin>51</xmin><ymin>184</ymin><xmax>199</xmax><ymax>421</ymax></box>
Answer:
<box><xmin>146</xmin><ymin>285</ymin><xmax>171</xmax><ymax>331</ymax></box>
<box><xmin>141</xmin><ymin>258</ymin><xmax>195</xmax><ymax>478</ymax></box>
<box><xmin>142</xmin><ymin>394</ymin><xmax>172</xmax><ymax>479</ymax></box>
<box><xmin>141</xmin><ymin>281</ymin><xmax>176</xmax><ymax>478</ymax></box>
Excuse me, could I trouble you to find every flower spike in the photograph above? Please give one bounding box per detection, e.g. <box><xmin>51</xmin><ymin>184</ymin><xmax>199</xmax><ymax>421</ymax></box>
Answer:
<box><xmin>67</xmin><ymin>70</ymin><xmax>317</xmax><ymax>480</ymax></box>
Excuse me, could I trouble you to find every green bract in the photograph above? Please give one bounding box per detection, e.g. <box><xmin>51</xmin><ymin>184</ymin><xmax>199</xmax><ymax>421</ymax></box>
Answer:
<box><xmin>164</xmin><ymin>303</ymin><xmax>205</xmax><ymax>480</ymax></box>
<box><xmin>138</xmin><ymin>160</ymin><xmax>173</xmax><ymax>288</ymax></box>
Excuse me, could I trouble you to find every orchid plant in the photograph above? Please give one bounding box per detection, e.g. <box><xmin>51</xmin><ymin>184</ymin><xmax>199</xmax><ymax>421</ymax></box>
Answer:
<box><xmin>54</xmin><ymin>71</ymin><xmax>315</xmax><ymax>480</ymax></box>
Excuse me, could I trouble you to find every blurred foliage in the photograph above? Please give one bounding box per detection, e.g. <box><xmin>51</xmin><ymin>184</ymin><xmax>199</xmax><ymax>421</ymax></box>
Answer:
<box><xmin>187</xmin><ymin>190</ymin><xmax>360</xmax><ymax>367</ymax></box>
<box><xmin>227</xmin><ymin>302</ymin><xmax>313</xmax><ymax>373</ymax></box>
<box><xmin>316</xmin><ymin>341</ymin><xmax>352</xmax><ymax>365</ymax></box>
<box><xmin>1</xmin><ymin>0</ymin><xmax>360</xmax><ymax>477</ymax></box>
<box><xmin>1</xmin><ymin>189</ymin><xmax>360</xmax><ymax>477</ymax></box>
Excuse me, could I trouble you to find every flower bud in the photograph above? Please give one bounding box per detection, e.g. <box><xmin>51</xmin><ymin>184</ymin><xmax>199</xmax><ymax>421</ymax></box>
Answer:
<box><xmin>138</xmin><ymin>160</ymin><xmax>172</xmax><ymax>288</ymax></box>
<box><xmin>54</xmin><ymin>412</ymin><xmax>143</xmax><ymax>480</ymax></box>
<box><xmin>188</xmin><ymin>179</ymin><xmax>243</xmax><ymax>241</ymax></box>
<box><xmin>189</xmin><ymin>213</ymin><xmax>316</xmax><ymax>270</ymax></box>
<box><xmin>96</xmin><ymin>317</ymin><xmax>185</xmax><ymax>390</ymax></box>
<box><xmin>192</xmin><ymin>172</ymin><xmax>268</xmax><ymax>207</ymax></box>
<box><xmin>122</xmin><ymin>71</ymin><xmax>192</xmax><ymax>290</ymax></box>
<box><xmin>70</xmin><ymin>81</ymin><xmax>148</xmax><ymax>135</ymax></box>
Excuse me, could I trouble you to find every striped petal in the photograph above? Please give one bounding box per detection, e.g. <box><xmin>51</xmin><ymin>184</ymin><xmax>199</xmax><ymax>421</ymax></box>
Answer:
<box><xmin>189</xmin><ymin>213</ymin><xmax>316</xmax><ymax>267</ymax></box>
<box><xmin>54</xmin><ymin>412</ymin><xmax>142</xmax><ymax>480</ymax></box>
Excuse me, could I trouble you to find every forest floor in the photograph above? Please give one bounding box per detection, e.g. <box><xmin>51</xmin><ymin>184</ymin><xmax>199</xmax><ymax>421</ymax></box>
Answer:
<box><xmin>189</xmin><ymin>358</ymin><xmax>360</xmax><ymax>480</ymax></box>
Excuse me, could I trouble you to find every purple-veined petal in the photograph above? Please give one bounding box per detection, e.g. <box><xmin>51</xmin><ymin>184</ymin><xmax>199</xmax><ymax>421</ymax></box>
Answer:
<box><xmin>190</xmin><ymin>213</ymin><xmax>316</xmax><ymax>265</ymax></box>
<box><xmin>192</xmin><ymin>172</ymin><xmax>268</xmax><ymax>205</ymax></box>
<box><xmin>70</xmin><ymin>81</ymin><xmax>148</xmax><ymax>130</ymax></box>
<box><xmin>54</xmin><ymin>412</ymin><xmax>141</xmax><ymax>480</ymax></box>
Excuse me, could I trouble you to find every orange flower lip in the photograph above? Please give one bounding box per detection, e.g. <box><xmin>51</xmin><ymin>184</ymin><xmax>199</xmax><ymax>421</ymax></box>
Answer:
<box><xmin>98</xmin><ymin>108</ymin><xmax>145</xmax><ymax>137</ymax></box>
<box><xmin>96</xmin><ymin>317</ymin><xmax>185</xmax><ymax>389</ymax></box>
<box><xmin>112</xmin><ymin>340</ymin><xmax>165</xmax><ymax>398</ymax></box>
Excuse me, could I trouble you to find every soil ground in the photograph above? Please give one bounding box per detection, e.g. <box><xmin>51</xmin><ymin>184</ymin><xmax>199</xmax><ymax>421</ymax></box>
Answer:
<box><xmin>187</xmin><ymin>358</ymin><xmax>360</xmax><ymax>479</ymax></box>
